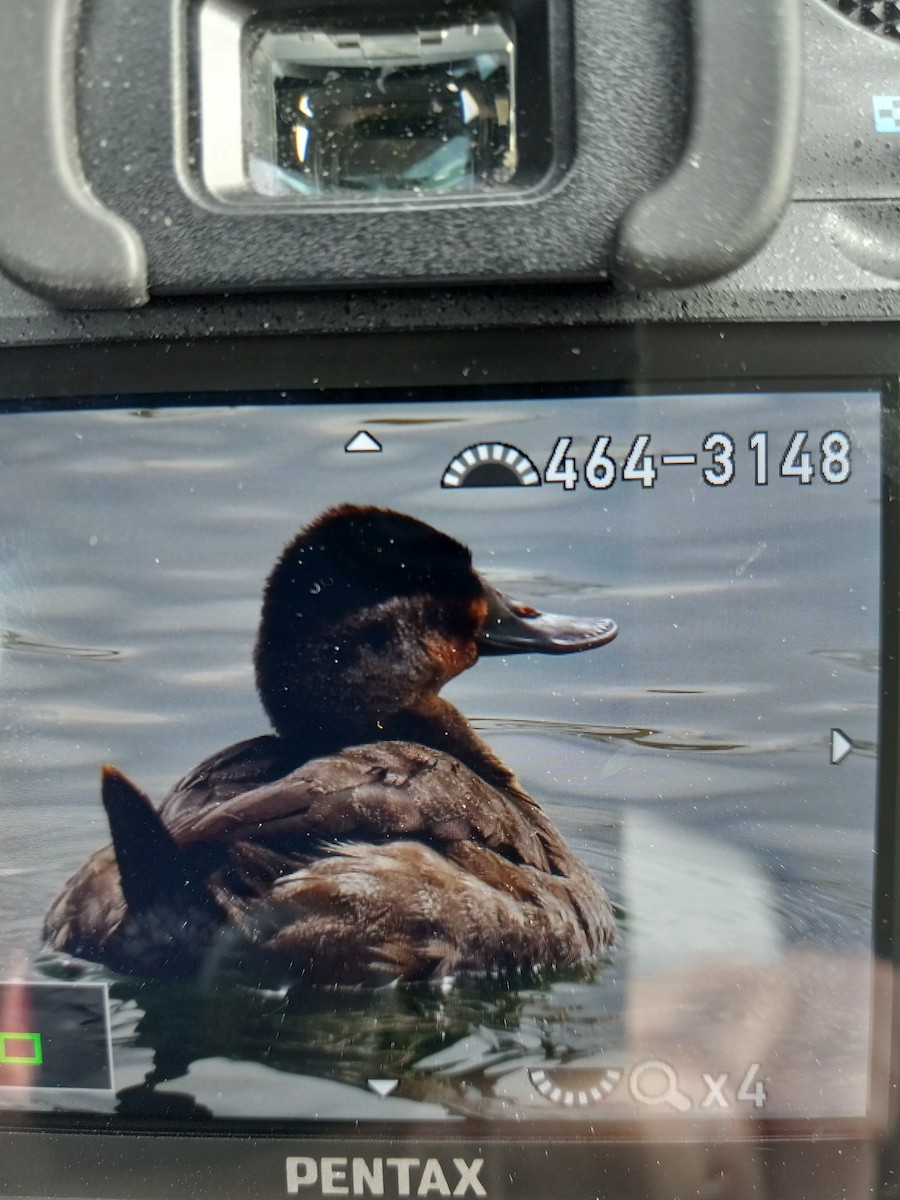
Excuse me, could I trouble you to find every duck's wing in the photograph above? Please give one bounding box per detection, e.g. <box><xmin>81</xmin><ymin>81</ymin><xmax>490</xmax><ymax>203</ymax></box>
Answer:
<box><xmin>159</xmin><ymin>733</ymin><xmax>290</xmax><ymax>834</ymax></box>
<box><xmin>43</xmin><ymin>843</ymin><xmax>124</xmax><ymax>953</ymax></box>
<box><xmin>251</xmin><ymin>840</ymin><xmax>613</xmax><ymax>984</ymax></box>
<box><xmin>171</xmin><ymin>741</ymin><xmax>558</xmax><ymax>874</ymax></box>
<box><xmin>46</xmin><ymin>745</ymin><xmax>614</xmax><ymax>983</ymax></box>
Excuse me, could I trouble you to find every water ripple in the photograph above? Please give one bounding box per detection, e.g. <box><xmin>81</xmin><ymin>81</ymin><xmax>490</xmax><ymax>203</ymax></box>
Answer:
<box><xmin>472</xmin><ymin>716</ymin><xmax>743</xmax><ymax>753</ymax></box>
<box><xmin>813</xmin><ymin>648</ymin><xmax>879</xmax><ymax>675</ymax></box>
<box><xmin>1</xmin><ymin>629</ymin><xmax>123</xmax><ymax>660</ymax></box>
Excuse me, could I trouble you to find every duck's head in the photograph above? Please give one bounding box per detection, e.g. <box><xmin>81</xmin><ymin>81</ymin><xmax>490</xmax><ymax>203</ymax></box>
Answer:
<box><xmin>254</xmin><ymin>505</ymin><xmax>617</xmax><ymax>746</ymax></box>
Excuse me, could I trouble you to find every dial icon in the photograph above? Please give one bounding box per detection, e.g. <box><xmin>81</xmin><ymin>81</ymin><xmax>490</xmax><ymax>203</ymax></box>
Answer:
<box><xmin>442</xmin><ymin>443</ymin><xmax>541</xmax><ymax>488</ymax></box>
<box><xmin>528</xmin><ymin>1066</ymin><xmax>623</xmax><ymax>1106</ymax></box>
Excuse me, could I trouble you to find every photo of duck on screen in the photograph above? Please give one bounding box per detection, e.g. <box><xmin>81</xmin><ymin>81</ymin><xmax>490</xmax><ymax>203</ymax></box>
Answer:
<box><xmin>43</xmin><ymin>502</ymin><xmax>619</xmax><ymax>984</ymax></box>
<box><xmin>0</xmin><ymin>389</ymin><xmax>883</xmax><ymax>1124</ymax></box>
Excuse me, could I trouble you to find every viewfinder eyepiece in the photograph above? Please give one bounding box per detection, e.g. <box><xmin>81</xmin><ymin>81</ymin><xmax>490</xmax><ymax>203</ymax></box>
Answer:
<box><xmin>196</xmin><ymin>3</ymin><xmax>547</xmax><ymax>204</ymax></box>
<box><xmin>249</xmin><ymin>25</ymin><xmax>516</xmax><ymax>196</ymax></box>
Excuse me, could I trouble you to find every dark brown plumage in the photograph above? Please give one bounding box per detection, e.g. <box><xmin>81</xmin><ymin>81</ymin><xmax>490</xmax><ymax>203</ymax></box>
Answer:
<box><xmin>43</xmin><ymin>506</ymin><xmax>618</xmax><ymax>984</ymax></box>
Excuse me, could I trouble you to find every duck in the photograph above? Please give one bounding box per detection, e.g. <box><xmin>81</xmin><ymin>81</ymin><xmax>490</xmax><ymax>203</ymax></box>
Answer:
<box><xmin>43</xmin><ymin>505</ymin><xmax>618</xmax><ymax>985</ymax></box>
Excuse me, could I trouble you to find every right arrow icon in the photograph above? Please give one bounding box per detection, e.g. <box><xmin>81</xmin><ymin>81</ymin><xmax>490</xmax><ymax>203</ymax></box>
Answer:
<box><xmin>831</xmin><ymin>728</ymin><xmax>853</xmax><ymax>765</ymax></box>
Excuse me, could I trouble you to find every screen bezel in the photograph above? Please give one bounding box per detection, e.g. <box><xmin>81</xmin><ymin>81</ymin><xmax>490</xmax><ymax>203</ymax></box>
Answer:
<box><xmin>0</xmin><ymin>322</ymin><xmax>897</xmax><ymax>1200</ymax></box>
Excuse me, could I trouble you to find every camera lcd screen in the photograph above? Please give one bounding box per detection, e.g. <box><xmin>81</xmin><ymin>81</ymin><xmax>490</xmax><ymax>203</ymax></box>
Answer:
<box><xmin>0</xmin><ymin>386</ymin><xmax>885</xmax><ymax>1128</ymax></box>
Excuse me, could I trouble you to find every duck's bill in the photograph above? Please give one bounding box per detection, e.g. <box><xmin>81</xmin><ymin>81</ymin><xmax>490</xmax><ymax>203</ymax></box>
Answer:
<box><xmin>477</xmin><ymin>588</ymin><xmax>618</xmax><ymax>656</ymax></box>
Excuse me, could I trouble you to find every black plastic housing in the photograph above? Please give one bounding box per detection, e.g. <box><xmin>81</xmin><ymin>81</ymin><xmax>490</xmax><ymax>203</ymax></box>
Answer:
<box><xmin>1</xmin><ymin>0</ymin><xmax>900</xmax><ymax>1194</ymax></box>
<box><xmin>0</xmin><ymin>323</ymin><xmax>897</xmax><ymax>1200</ymax></box>
<box><xmin>0</xmin><ymin>0</ymin><xmax>808</xmax><ymax>305</ymax></box>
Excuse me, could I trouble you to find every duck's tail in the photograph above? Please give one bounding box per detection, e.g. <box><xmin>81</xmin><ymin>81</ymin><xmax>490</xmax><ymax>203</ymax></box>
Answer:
<box><xmin>101</xmin><ymin>765</ymin><xmax>198</xmax><ymax>914</ymax></box>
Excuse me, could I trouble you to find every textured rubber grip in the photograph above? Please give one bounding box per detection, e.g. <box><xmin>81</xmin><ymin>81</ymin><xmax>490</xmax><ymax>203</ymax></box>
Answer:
<box><xmin>615</xmin><ymin>0</ymin><xmax>802</xmax><ymax>289</ymax></box>
<box><xmin>0</xmin><ymin>0</ymin><xmax>148</xmax><ymax>308</ymax></box>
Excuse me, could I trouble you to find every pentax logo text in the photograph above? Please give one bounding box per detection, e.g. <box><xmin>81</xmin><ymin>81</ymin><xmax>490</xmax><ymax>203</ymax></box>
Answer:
<box><xmin>286</xmin><ymin>1157</ymin><xmax>487</xmax><ymax>1198</ymax></box>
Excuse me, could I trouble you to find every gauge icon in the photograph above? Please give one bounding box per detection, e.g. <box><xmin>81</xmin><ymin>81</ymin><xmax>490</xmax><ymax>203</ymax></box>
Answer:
<box><xmin>528</xmin><ymin>1066</ymin><xmax>623</xmax><ymax>1106</ymax></box>
<box><xmin>442</xmin><ymin>443</ymin><xmax>541</xmax><ymax>488</ymax></box>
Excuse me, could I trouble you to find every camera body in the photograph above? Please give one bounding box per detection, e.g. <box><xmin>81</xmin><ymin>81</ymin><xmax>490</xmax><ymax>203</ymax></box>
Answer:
<box><xmin>0</xmin><ymin>0</ymin><xmax>898</xmax><ymax>325</ymax></box>
<box><xmin>1</xmin><ymin>4</ymin><xmax>900</xmax><ymax>1200</ymax></box>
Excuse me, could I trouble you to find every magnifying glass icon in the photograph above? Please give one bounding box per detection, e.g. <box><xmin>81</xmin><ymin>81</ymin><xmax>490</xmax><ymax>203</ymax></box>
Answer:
<box><xmin>629</xmin><ymin>1059</ymin><xmax>692</xmax><ymax>1113</ymax></box>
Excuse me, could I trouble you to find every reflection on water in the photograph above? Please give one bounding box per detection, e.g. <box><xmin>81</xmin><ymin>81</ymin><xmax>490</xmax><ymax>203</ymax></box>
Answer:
<box><xmin>474</xmin><ymin>716</ymin><xmax>744</xmax><ymax>752</ymax></box>
<box><xmin>1</xmin><ymin>630</ymin><xmax>123</xmax><ymax>660</ymax></box>
<box><xmin>813</xmin><ymin>648</ymin><xmax>880</xmax><ymax>674</ymax></box>
<box><xmin>0</xmin><ymin>394</ymin><xmax>882</xmax><ymax>1122</ymax></box>
<box><xmin>32</xmin><ymin>951</ymin><xmax>625</xmax><ymax>1122</ymax></box>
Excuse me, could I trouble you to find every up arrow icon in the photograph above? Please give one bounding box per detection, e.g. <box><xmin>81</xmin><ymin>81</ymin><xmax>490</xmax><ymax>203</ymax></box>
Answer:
<box><xmin>345</xmin><ymin>431</ymin><xmax>382</xmax><ymax>453</ymax></box>
<box><xmin>831</xmin><ymin>728</ymin><xmax>853</xmax><ymax>766</ymax></box>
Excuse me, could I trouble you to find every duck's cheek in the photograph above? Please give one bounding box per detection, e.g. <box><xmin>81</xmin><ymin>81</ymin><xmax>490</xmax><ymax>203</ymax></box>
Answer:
<box><xmin>424</xmin><ymin>635</ymin><xmax>479</xmax><ymax>683</ymax></box>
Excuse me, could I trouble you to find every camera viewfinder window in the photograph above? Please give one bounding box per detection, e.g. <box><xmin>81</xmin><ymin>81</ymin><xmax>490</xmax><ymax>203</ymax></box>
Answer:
<box><xmin>248</xmin><ymin>26</ymin><xmax>517</xmax><ymax>197</ymax></box>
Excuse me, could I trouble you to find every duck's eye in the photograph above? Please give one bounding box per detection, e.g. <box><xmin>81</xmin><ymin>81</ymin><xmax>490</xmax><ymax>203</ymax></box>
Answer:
<box><xmin>470</xmin><ymin>597</ymin><xmax>490</xmax><ymax>626</ymax></box>
<box><xmin>512</xmin><ymin>603</ymin><xmax>541</xmax><ymax>619</ymax></box>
